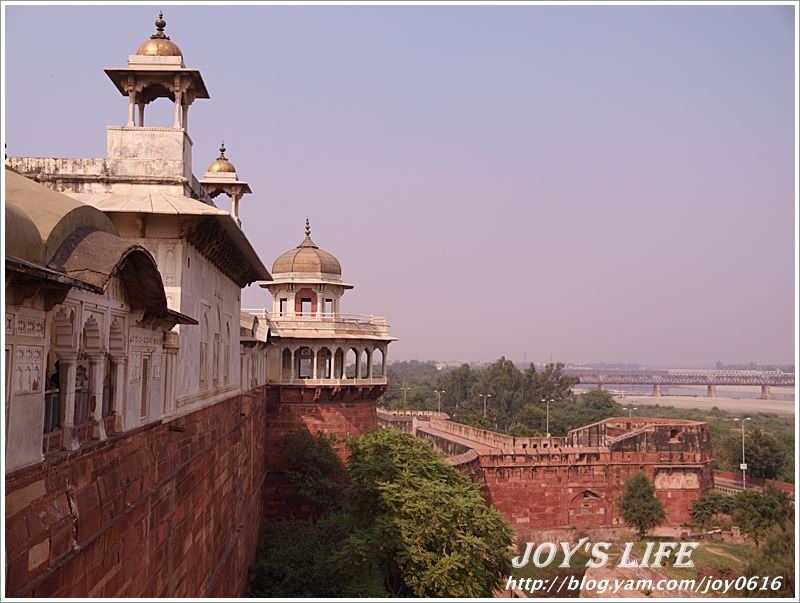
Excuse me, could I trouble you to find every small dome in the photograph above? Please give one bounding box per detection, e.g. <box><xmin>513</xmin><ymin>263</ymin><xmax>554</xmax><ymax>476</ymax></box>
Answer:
<box><xmin>136</xmin><ymin>12</ymin><xmax>183</xmax><ymax>58</ymax></box>
<box><xmin>272</xmin><ymin>220</ymin><xmax>342</xmax><ymax>276</ymax></box>
<box><xmin>206</xmin><ymin>143</ymin><xmax>237</xmax><ymax>174</ymax></box>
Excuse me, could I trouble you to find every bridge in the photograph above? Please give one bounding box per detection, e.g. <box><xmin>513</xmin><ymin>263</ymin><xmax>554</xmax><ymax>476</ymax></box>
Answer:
<box><xmin>565</xmin><ymin>369</ymin><xmax>794</xmax><ymax>399</ymax></box>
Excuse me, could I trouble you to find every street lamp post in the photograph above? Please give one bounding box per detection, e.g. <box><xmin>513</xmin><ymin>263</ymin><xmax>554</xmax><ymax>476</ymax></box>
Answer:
<box><xmin>734</xmin><ymin>417</ymin><xmax>752</xmax><ymax>490</ymax></box>
<box><xmin>627</xmin><ymin>406</ymin><xmax>638</xmax><ymax>418</ymax></box>
<box><xmin>434</xmin><ymin>389</ymin><xmax>446</xmax><ymax>413</ymax></box>
<box><xmin>401</xmin><ymin>387</ymin><xmax>409</xmax><ymax>406</ymax></box>
<box><xmin>480</xmin><ymin>393</ymin><xmax>493</xmax><ymax>418</ymax></box>
<box><xmin>541</xmin><ymin>398</ymin><xmax>554</xmax><ymax>437</ymax></box>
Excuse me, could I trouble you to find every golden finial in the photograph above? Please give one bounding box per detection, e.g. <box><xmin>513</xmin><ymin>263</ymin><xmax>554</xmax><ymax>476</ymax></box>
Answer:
<box><xmin>305</xmin><ymin>218</ymin><xmax>311</xmax><ymax>237</ymax></box>
<box><xmin>151</xmin><ymin>11</ymin><xmax>170</xmax><ymax>40</ymax></box>
<box><xmin>218</xmin><ymin>142</ymin><xmax>226</xmax><ymax>159</ymax></box>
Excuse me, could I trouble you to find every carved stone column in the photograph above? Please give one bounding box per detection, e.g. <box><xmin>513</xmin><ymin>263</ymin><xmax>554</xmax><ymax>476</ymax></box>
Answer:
<box><xmin>89</xmin><ymin>353</ymin><xmax>107</xmax><ymax>441</ymax></box>
<box><xmin>128</xmin><ymin>94</ymin><xmax>136</xmax><ymax>127</ymax></box>
<box><xmin>174</xmin><ymin>91</ymin><xmax>183</xmax><ymax>128</ymax></box>
<box><xmin>58</xmin><ymin>352</ymin><xmax>80</xmax><ymax>451</ymax></box>
<box><xmin>111</xmin><ymin>354</ymin><xmax>127</xmax><ymax>433</ymax></box>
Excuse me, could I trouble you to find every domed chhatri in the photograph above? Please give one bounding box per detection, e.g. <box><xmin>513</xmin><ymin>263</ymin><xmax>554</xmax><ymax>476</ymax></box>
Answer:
<box><xmin>272</xmin><ymin>219</ymin><xmax>342</xmax><ymax>277</ymax></box>
<box><xmin>206</xmin><ymin>143</ymin><xmax>237</xmax><ymax>174</ymax></box>
<box><xmin>136</xmin><ymin>12</ymin><xmax>183</xmax><ymax>57</ymax></box>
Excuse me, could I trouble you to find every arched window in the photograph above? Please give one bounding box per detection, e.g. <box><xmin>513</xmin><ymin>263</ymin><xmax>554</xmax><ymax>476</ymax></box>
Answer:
<box><xmin>297</xmin><ymin>347</ymin><xmax>313</xmax><ymax>379</ymax></box>
<box><xmin>317</xmin><ymin>348</ymin><xmax>332</xmax><ymax>379</ymax></box>
<box><xmin>361</xmin><ymin>349</ymin><xmax>370</xmax><ymax>379</ymax></box>
<box><xmin>334</xmin><ymin>348</ymin><xmax>344</xmax><ymax>379</ymax></box>
<box><xmin>281</xmin><ymin>348</ymin><xmax>292</xmax><ymax>380</ymax></box>
<box><xmin>372</xmin><ymin>348</ymin><xmax>385</xmax><ymax>377</ymax></box>
<box><xmin>345</xmin><ymin>348</ymin><xmax>358</xmax><ymax>379</ymax></box>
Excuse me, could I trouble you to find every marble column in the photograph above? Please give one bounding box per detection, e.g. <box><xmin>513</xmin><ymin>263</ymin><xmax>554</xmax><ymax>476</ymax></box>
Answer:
<box><xmin>112</xmin><ymin>355</ymin><xmax>126</xmax><ymax>433</ymax></box>
<box><xmin>89</xmin><ymin>353</ymin><xmax>107</xmax><ymax>441</ymax></box>
<box><xmin>58</xmin><ymin>352</ymin><xmax>80</xmax><ymax>451</ymax></box>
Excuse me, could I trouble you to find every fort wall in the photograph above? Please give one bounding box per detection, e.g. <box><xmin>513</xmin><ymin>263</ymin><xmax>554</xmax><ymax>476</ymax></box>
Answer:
<box><xmin>4</xmin><ymin>387</ymin><xmax>269</xmax><ymax>597</ymax></box>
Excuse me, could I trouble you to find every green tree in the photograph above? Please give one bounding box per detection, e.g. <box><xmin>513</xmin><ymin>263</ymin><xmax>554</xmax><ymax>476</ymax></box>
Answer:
<box><xmin>742</xmin><ymin>521</ymin><xmax>795</xmax><ymax>598</ymax></box>
<box><xmin>282</xmin><ymin>429</ymin><xmax>348</xmax><ymax>513</ymax></box>
<box><xmin>690</xmin><ymin>490</ymin><xmax>734</xmax><ymax>528</ymax></box>
<box><xmin>732</xmin><ymin>487</ymin><xmax>793</xmax><ymax>546</ymax></box>
<box><xmin>738</xmin><ymin>428</ymin><xmax>786</xmax><ymax>479</ymax></box>
<box><xmin>251</xmin><ymin>428</ymin><xmax>513</xmax><ymax>597</ymax></box>
<box><xmin>248</xmin><ymin>513</ymin><xmax>387</xmax><ymax>597</ymax></box>
<box><xmin>618</xmin><ymin>473</ymin><xmax>666</xmax><ymax>537</ymax></box>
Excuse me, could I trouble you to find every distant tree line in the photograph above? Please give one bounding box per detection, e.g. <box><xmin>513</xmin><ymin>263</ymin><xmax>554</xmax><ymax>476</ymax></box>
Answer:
<box><xmin>381</xmin><ymin>359</ymin><xmax>794</xmax><ymax>482</ymax></box>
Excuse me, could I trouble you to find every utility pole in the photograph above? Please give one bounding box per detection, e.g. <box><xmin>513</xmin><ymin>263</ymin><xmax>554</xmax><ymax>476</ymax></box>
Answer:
<box><xmin>541</xmin><ymin>398</ymin><xmax>554</xmax><ymax>437</ymax></box>
<box><xmin>401</xmin><ymin>386</ymin><xmax>409</xmax><ymax>406</ymax></box>
<box><xmin>480</xmin><ymin>393</ymin><xmax>493</xmax><ymax>418</ymax></box>
<box><xmin>734</xmin><ymin>417</ymin><xmax>752</xmax><ymax>490</ymax></box>
<box><xmin>434</xmin><ymin>389</ymin><xmax>446</xmax><ymax>413</ymax></box>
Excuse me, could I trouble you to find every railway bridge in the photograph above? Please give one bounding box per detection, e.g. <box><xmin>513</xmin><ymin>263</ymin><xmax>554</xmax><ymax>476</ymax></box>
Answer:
<box><xmin>565</xmin><ymin>369</ymin><xmax>794</xmax><ymax>399</ymax></box>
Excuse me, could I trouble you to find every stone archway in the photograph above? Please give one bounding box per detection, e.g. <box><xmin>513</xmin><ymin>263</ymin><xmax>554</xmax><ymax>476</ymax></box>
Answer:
<box><xmin>568</xmin><ymin>490</ymin><xmax>608</xmax><ymax>528</ymax></box>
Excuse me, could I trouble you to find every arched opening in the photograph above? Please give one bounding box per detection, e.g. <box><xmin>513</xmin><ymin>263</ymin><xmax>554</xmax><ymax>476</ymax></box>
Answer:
<box><xmin>296</xmin><ymin>346</ymin><xmax>314</xmax><ymax>379</ymax></box>
<box><xmin>372</xmin><ymin>348</ymin><xmax>385</xmax><ymax>378</ymax></box>
<box><xmin>108</xmin><ymin>318</ymin><xmax>125</xmax><ymax>355</ymax></box>
<box><xmin>345</xmin><ymin>348</ymin><xmax>358</xmax><ymax>379</ymax></box>
<box><xmin>317</xmin><ymin>348</ymin><xmax>332</xmax><ymax>379</ymax></box>
<box><xmin>43</xmin><ymin>311</ymin><xmax>74</xmax><ymax>452</ymax></box>
<box><xmin>73</xmin><ymin>363</ymin><xmax>91</xmax><ymax>437</ymax></box>
<box><xmin>281</xmin><ymin>348</ymin><xmax>292</xmax><ymax>380</ymax></box>
<box><xmin>295</xmin><ymin>288</ymin><xmax>318</xmax><ymax>316</ymax></box>
<box><xmin>361</xmin><ymin>349</ymin><xmax>370</xmax><ymax>379</ymax></box>
<box><xmin>568</xmin><ymin>490</ymin><xmax>607</xmax><ymax>528</ymax></box>
<box><xmin>334</xmin><ymin>348</ymin><xmax>344</xmax><ymax>379</ymax></box>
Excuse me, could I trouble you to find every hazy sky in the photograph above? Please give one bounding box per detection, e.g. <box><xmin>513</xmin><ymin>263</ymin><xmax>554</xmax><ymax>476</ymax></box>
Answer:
<box><xmin>4</xmin><ymin>4</ymin><xmax>796</xmax><ymax>366</ymax></box>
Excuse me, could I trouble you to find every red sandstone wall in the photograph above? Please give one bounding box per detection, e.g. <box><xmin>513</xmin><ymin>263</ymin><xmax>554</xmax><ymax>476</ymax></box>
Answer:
<box><xmin>468</xmin><ymin>456</ymin><xmax>712</xmax><ymax>539</ymax></box>
<box><xmin>4</xmin><ymin>388</ymin><xmax>269</xmax><ymax>597</ymax></box>
<box><xmin>262</xmin><ymin>384</ymin><xmax>383</xmax><ymax>518</ymax></box>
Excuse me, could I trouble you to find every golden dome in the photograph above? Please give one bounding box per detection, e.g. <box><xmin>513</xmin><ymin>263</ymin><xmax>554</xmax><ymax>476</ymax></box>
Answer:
<box><xmin>207</xmin><ymin>143</ymin><xmax>237</xmax><ymax>173</ymax></box>
<box><xmin>136</xmin><ymin>12</ymin><xmax>183</xmax><ymax>58</ymax></box>
<box><xmin>272</xmin><ymin>220</ymin><xmax>342</xmax><ymax>276</ymax></box>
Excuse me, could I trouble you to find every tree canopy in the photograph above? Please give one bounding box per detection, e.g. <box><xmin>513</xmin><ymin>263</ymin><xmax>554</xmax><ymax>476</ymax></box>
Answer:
<box><xmin>618</xmin><ymin>473</ymin><xmax>666</xmax><ymax>537</ymax></box>
<box><xmin>249</xmin><ymin>428</ymin><xmax>514</xmax><ymax>597</ymax></box>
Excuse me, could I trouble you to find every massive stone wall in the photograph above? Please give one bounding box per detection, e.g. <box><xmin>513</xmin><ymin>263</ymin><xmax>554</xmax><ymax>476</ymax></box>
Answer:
<box><xmin>427</xmin><ymin>417</ymin><xmax>714</xmax><ymax>538</ymax></box>
<box><xmin>476</xmin><ymin>453</ymin><xmax>713</xmax><ymax>539</ymax></box>
<box><xmin>4</xmin><ymin>387</ymin><xmax>269</xmax><ymax>597</ymax></box>
<box><xmin>261</xmin><ymin>384</ymin><xmax>384</xmax><ymax>518</ymax></box>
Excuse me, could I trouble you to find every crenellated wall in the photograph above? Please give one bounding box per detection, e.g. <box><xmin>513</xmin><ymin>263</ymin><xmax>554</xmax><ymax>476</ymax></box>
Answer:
<box><xmin>398</xmin><ymin>413</ymin><xmax>714</xmax><ymax>538</ymax></box>
<box><xmin>4</xmin><ymin>387</ymin><xmax>269</xmax><ymax>597</ymax></box>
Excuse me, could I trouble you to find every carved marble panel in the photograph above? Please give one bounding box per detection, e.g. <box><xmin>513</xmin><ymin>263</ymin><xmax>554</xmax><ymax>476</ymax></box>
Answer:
<box><xmin>14</xmin><ymin>346</ymin><xmax>44</xmax><ymax>393</ymax></box>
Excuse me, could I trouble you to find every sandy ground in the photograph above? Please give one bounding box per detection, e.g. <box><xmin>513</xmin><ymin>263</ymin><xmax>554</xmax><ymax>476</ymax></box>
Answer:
<box><xmin>617</xmin><ymin>394</ymin><xmax>795</xmax><ymax>417</ymax></box>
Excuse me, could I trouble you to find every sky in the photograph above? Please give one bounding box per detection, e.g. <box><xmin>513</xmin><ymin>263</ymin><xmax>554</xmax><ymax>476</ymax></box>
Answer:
<box><xmin>3</xmin><ymin>3</ymin><xmax>796</xmax><ymax>367</ymax></box>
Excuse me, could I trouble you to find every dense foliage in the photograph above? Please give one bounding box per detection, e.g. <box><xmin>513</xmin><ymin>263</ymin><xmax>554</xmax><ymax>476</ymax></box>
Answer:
<box><xmin>742</xmin><ymin>520</ymin><xmax>795</xmax><ymax>598</ymax></box>
<box><xmin>617</xmin><ymin>473</ymin><xmax>665</xmax><ymax>537</ymax></box>
<box><xmin>689</xmin><ymin>490</ymin><xmax>734</xmax><ymax>528</ymax></box>
<box><xmin>731</xmin><ymin>487</ymin><xmax>793</xmax><ymax>547</ymax></box>
<box><xmin>249</xmin><ymin>428</ymin><xmax>514</xmax><ymax>597</ymax></box>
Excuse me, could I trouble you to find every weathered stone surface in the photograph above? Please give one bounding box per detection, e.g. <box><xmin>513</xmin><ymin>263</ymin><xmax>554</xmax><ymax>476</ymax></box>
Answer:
<box><xmin>4</xmin><ymin>388</ymin><xmax>269</xmax><ymax>597</ymax></box>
